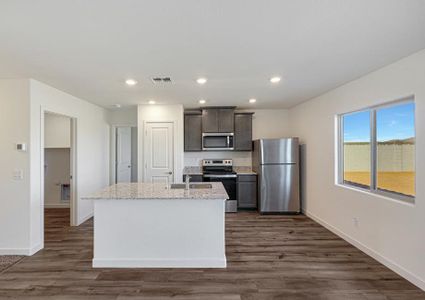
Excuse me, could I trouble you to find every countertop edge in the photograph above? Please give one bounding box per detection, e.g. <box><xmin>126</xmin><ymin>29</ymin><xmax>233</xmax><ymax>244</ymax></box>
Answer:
<box><xmin>82</xmin><ymin>197</ymin><xmax>228</xmax><ymax>200</ymax></box>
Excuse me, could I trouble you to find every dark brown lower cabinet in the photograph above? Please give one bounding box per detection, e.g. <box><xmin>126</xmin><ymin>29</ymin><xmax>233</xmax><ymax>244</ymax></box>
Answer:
<box><xmin>183</xmin><ymin>175</ymin><xmax>203</xmax><ymax>182</ymax></box>
<box><xmin>237</xmin><ymin>174</ymin><xmax>257</xmax><ymax>209</ymax></box>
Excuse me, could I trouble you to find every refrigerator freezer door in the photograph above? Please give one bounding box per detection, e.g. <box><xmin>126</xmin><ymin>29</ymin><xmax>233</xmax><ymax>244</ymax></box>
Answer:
<box><xmin>257</xmin><ymin>138</ymin><xmax>299</xmax><ymax>164</ymax></box>
<box><xmin>259</xmin><ymin>164</ymin><xmax>300</xmax><ymax>213</ymax></box>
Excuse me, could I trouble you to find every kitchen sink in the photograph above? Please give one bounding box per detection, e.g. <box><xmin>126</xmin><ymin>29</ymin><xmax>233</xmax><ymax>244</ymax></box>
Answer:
<box><xmin>190</xmin><ymin>183</ymin><xmax>212</xmax><ymax>189</ymax></box>
<box><xmin>169</xmin><ymin>183</ymin><xmax>212</xmax><ymax>189</ymax></box>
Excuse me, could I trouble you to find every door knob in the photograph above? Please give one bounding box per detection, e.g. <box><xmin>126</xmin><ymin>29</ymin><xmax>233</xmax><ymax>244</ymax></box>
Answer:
<box><xmin>167</xmin><ymin>171</ymin><xmax>173</xmax><ymax>175</ymax></box>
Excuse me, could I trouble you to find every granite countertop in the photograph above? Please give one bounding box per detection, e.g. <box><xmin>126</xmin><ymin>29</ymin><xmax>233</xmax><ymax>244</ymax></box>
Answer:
<box><xmin>233</xmin><ymin>166</ymin><xmax>257</xmax><ymax>175</ymax></box>
<box><xmin>183</xmin><ymin>166</ymin><xmax>256</xmax><ymax>175</ymax></box>
<box><xmin>82</xmin><ymin>182</ymin><xmax>228</xmax><ymax>200</ymax></box>
<box><xmin>183</xmin><ymin>166</ymin><xmax>203</xmax><ymax>175</ymax></box>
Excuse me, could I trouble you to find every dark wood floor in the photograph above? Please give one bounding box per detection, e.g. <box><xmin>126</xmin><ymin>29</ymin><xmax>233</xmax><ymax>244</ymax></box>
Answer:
<box><xmin>0</xmin><ymin>208</ymin><xmax>423</xmax><ymax>299</ymax></box>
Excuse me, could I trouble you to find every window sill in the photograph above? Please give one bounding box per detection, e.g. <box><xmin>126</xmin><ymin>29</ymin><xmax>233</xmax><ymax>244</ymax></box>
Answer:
<box><xmin>335</xmin><ymin>183</ymin><xmax>415</xmax><ymax>207</ymax></box>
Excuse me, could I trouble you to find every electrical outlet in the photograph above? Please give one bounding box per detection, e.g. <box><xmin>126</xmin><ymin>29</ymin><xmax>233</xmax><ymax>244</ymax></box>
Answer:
<box><xmin>13</xmin><ymin>169</ymin><xmax>24</xmax><ymax>180</ymax></box>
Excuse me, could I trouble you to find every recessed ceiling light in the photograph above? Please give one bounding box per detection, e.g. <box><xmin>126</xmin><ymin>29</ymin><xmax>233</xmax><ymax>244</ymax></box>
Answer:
<box><xmin>249</xmin><ymin>98</ymin><xmax>257</xmax><ymax>103</ymax></box>
<box><xmin>199</xmin><ymin>99</ymin><xmax>206</xmax><ymax>104</ymax></box>
<box><xmin>196</xmin><ymin>77</ymin><xmax>207</xmax><ymax>85</ymax></box>
<box><xmin>113</xmin><ymin>104</ymin><xmax>122</xmax><ymax>108</ymax></box>
<box><xmin>270</xmin><ymin>76</ymin><xmax>281</xmax><ymax>83</ymax></box>
<box><xmin>148</xmin><ymin>100</ymin><xmax>156</xmax><ymax>105</ymax></box>
<box><xmin>125</xmin><ymin>79</ymin><xmax>137</xmax><ymax>86</ymax></box>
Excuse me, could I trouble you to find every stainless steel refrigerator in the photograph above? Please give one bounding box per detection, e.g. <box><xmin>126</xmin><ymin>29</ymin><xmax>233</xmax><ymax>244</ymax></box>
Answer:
<box><xmin>252</xmin><ymin>138</ymin><xmax>300</xmax><ymax>214</ymax></box>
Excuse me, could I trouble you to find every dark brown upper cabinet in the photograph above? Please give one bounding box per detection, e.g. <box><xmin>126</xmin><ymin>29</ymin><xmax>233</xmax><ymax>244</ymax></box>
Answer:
<box><xmin>202</xmin><ymin>107</ymin><xmax>235</xmax><ymax>133</ymax></box>
<box><xmin>184</xmin><ymin>111</ymin><xmax>202</xmax><ymax>151</ymax></box>
<box><xmin>201</xmin><ymin>109</ymin><xmax>219</xmax><ymax>132</ymax></box>
<box><xmin>218</xmin><ymin>108</ymin><xmax>234</xmax><ymax>133</ymax></box>
<box><xmin>184</xmin><ymin>107</ymin><xmax>253</xmax><ymax>152</ymax></box>
<box><xmin>234</xmin><ymin>112</ymin><xmax>253</xmax><ymax>151</ymax></box>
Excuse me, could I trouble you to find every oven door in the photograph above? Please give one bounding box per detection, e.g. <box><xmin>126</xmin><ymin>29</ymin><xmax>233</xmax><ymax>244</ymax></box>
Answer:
<box><xmin>203</xmin><ymin>174</ymin><xmax>237</xmax><ymax>212</ymax></box>
<box><xmin>202</xmin><ymin>133</ymin><xmax>234</xmax><ymax>151</ymax></box>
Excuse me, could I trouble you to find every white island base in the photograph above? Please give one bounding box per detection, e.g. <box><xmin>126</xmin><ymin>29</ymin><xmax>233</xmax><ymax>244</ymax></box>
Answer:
<box><xmin>92</xmin><ymin>197</ymin><xmax>227</xmax><ymax>268</ymax></box>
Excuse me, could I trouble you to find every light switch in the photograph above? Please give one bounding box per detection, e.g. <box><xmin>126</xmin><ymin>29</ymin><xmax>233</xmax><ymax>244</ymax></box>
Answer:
<box><xmin>13</xmin><ymin>169</ymin><xmax>24</xmax><ymax>180</ymax></box>
<box><xmin>16</xmin><ymin>143</ymin><xmax>27</xmax><ymax>152</ymax></box>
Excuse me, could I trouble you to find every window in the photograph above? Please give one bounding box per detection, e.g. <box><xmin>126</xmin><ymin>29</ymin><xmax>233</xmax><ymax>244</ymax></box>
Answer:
<box><xmin>339</xmin><ymin>99</ymin><xmax>415</xmax><ymax>201</ymax></box>
<box><xmin>376</xmin><ymin>102</ymin><xmax>415</xmax><ymax>196</ymax></box>
<box><xmin>342</xmin><ymin>110</ymin><xmax>371</xmax><ymax>188</ymax></box>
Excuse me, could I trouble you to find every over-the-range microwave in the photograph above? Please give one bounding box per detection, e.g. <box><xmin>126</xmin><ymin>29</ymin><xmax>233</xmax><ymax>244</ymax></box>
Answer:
<box><xmin>202</xmin><ymin>133</ymin><xmax>234</xmax><ymax>151</ymax></box>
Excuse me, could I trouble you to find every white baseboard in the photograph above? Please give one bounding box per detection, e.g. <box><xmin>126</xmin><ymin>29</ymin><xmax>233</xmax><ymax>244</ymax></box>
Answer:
<box><xmin>0</xmin><ymin>248</ymin><xmax>30</xmax><ymax>255</ymax></box>
<box><xmin>29</xmin><ymin>243</ymin><xmax>43</xmax><ymax>255</ymax></box>
<box><xmin>77</xmin><ymin>212</ymin><xmax>93</xmax><ymax>226</ymax></box>
<box><xmin>0</xmin><ymin>243</ymin><xmax>43</xmax><ymax>256</ymax></box>
<box><xmin>92</xmin><ymin>258</ymin><xmax>227</xmax><ymax>268</ymax></box>
<box><xmin>305</xmin><ymin>210</ymin><xmax>425</xmax><ymax>291</ymax></box>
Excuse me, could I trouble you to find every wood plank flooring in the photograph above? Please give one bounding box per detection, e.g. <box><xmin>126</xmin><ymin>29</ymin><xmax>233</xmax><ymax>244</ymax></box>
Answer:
<box><xmin>0</xmin><ymin>256</ymin><xmax>23</xmax><ymax>273</ymax></box>
<box><xmin>0</xmin><ymin>208</ymin><xmax>423</xmax><ymax>299</ymax></box>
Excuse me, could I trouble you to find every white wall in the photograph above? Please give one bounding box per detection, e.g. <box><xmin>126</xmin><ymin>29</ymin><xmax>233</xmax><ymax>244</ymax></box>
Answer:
<box><xmin>184</xmin><ymin>109</ymin><xmax>290</xmax><ymax>167</ymax></box>
<box><xmin>30</xmin><ymin>80</ymin><xmax>110</xmax><ymax>253</ymax></box>
<box><xmin>289</xmin><ymin>49</ymin><xmax>425</xmax><ymax>290</ymax></box>
<box><xmin>131</xmin><ymin>127</ymin><xmax>138</xmax><ymax>182</ymax></box>
<box><xmin>249</xmin><ymin>109</ymin><xmax>291</xmax><ymax>140</ymax></box>
<box><xmin>0</xmin><ymin>79</ymin><xmax>31</xmax><ymax>254</ymax></box>
<box><xmin>0</xmin><ymin>79</ymin><xmax>110</xmax><ymax>255</ymax></box>
<box><xmin>138</xmin><ymin>104</ymin><xmax>184</xmax><ymax>183</ymax></box>
<box><xmin>109</xmin><ymin>107</ymin><xmax>138</xmax><ymax>126</ymax></box>
<box><xmin>108</xmin><ymin>108</ymin><xmax>138</xmax><ymax>184</ymax></box>
<box><xmin>44</xmin><ymin>113</ymin><xmax>71</xmax><ymax>148</ymax></box>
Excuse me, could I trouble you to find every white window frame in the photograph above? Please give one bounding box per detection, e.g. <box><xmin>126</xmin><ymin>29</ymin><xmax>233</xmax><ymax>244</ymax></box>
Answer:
<box><xmin>337</xmin><ymin>97</ymin><xmax>415</xmax><ymax>203</ymax></box>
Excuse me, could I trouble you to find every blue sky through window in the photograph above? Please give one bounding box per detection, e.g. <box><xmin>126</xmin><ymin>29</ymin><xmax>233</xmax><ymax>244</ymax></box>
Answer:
<box><xmin>343</xmin><ymin>102</ymin><xmax>415</xmax><ymax>143</ymax></box>
<box><xmin>377</xmin><ymin>102</ymin><xmax>415</xmax><ymax>142</ymax></box>
<box><xmin>343</xmin><ymin>110</ymin><xmax>370</xmax><ymax>143</ymax></box>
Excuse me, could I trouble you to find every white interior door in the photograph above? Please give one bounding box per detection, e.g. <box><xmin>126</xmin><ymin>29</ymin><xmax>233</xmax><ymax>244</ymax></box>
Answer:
<box><xmin>116</xmin><ymin>127</ymin><xmax>132</xmax><ymax>183</ymax></box>
<box><xmin>145</xmin><ymin>122</ymin><xmax>174</xmax><ymax>184</ymax></box>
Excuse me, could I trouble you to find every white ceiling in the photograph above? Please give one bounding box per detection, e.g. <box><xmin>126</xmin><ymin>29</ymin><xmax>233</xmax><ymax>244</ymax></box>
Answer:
<box><xmin>1</xmin><ymin>0</ymin><xmax>425</xmax><ymax>109</ymax></box>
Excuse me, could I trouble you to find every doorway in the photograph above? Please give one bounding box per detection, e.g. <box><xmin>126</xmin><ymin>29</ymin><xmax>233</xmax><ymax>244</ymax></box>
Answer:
<box><xmin>42</xmin><ymin>112</ymin><xmax>77</xmax><ymax>227</ymax></box>
<box><xmin>144</xmin><ymin>121</ymin><xmax>175</xmax><ymax>183</ymax></box>
<box><xmin>115</xmin><ymin>126</ymin><xmax>138</xmax><ymax>183</ymax></box>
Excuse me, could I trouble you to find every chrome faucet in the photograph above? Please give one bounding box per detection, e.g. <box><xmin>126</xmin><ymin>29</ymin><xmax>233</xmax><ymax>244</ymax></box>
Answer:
<box><xmin>185</xmin><ymin>175</ymin><xmax>191</xmax><ymax>190</ymax></box>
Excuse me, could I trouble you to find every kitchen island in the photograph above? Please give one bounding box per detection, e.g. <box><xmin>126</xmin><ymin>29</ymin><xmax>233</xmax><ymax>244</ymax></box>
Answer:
<box><xmin>83</xmin><ymin>182</ymin><xmax>228</xmax><ymax>268</ymax></box>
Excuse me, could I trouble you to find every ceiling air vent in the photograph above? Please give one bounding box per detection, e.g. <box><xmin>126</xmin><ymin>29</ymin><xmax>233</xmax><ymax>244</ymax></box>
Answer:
<box><xmin>151</xmin><ymin>77</ymin><xmax>172</xmax><ymax>84</ymax></box>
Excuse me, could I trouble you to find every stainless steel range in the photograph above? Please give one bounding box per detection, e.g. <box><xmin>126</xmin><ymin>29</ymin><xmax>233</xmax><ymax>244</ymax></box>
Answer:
<box><xmin>202</xmin><ymin>159</ymin><xmax>237</xmax><ymax>212</ymax></box>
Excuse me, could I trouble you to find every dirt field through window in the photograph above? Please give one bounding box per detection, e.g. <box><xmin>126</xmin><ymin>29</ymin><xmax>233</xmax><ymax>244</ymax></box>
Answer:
<box><xmin>344</xmin><ymin>172</ymin><xmax>415</xmax><ymax>197</ymax></box>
